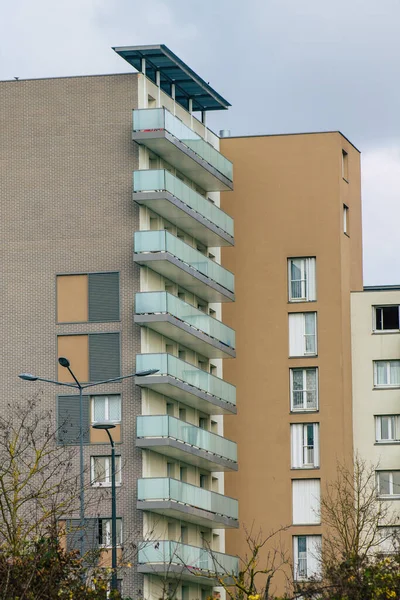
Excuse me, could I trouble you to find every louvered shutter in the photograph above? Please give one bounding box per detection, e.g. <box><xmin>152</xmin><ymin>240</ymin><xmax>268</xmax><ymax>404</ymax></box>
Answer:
<box><xmin>57</xmin><ymin>395</ymin><xmax>89</xmax><ymax>445</ymax></box>
<box><xmin>88</xmin><ymin>273</ymin><xmax>120</xmax><ymax>322</ymax></box>
<box><xmin>291</xmin><ymin>424</ymin><xmax>303</xmax><ymax>468</ymax></box>
<box><xmin>89</xmin><ymin>333</ymin><xmax>120</xmax><ymax>381</ymax></box>
<box><xmin>292</xmin><ymin>479</ymin><xmax>320</xmax><ymax>525</ymax></box>
<box><xmin>66</xmin><ymin>518</ymin><xmax>99</xmax><ymax>556</ymax></box>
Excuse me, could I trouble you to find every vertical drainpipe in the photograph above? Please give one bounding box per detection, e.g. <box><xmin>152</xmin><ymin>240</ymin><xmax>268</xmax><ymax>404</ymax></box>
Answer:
<box><xmin>156</xmin><ymin>71</ymin><xmax>161</xmax><ymax>107</ymax></box>
<box><xmin>141</xmin><ymin>58</ymin><xmax>147</xmax><ymax>107</ymax></box>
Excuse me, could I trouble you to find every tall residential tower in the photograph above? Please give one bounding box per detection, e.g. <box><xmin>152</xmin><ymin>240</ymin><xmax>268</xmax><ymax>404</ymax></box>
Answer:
<box><xmin>2</xmin><ymin>45</ymin><xmax>238</xmax><ymax>598</ymax></box>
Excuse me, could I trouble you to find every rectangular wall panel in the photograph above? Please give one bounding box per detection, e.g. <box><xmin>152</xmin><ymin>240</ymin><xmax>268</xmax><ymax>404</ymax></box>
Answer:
<box><xmin>292</xmin><ymin>479</ymin><xmax>320</xmax><ymax>524</ymax></box>
<box><xmin>57</xmin><ymin>275</ymin><xmax>88</xmax><ymax>323</ymax></box>
<box><xmin>57</xmin><ymin>395</ymin><xmax>90</xmax><ymax>445</ymax></box>
<box><xmin>88</xmin><ymin>272</ymin><xmax>120</xmax><ymax>322</ymax></box>
<box><xmin>57</xmin><ymin>335</ymin><xmax>89</xmax><ymax>382</ymax></box>
<box><xmin>89</xmin><ymin>333</ymin><xmax>120</xmax><ymax>381</ymax></box>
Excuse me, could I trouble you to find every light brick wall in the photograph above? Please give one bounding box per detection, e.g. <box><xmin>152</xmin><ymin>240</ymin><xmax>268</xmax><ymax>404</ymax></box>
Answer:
<box><xmin>0</xmin><ymin>72</ymin><xmax>143</xmax><ymax>596</ymax></box>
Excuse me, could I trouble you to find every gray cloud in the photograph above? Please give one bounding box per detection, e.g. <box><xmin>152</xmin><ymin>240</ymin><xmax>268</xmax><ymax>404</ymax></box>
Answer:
<box><xmin>1</xmin><ymin>0</ymin><xmax>399</xmax><ymax>284</ymax></box>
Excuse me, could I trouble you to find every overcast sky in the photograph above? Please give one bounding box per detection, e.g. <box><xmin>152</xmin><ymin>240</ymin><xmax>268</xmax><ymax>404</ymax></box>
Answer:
<box><xmin>1</xmin><ymin>0</ymin><xmax>399</xmax><ymax>285</ymax></box>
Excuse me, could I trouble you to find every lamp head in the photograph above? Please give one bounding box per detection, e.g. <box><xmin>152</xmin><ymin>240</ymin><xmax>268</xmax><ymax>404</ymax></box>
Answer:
<box><xmin>92</xmin><ymin>423</ymin><xmax>116</xmax><ymax>431</ymax></box>
<box><xmin>58</xmin><ymin>357</ymin><xmax>70</xmax><ymax>368</ymax></box>
<box><xmin>136</xmin><ymin>369</ymin><xmax>159</xmax><ymax>377</ymax></box>
<box><xmin>18</xmin><ymin>373</ymin><xmax>38</xmax><ymax>382</ymax></box>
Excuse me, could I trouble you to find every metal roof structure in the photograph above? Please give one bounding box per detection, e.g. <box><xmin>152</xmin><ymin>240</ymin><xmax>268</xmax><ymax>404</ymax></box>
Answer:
<box><xmin>113</xmin><ymin>44</ymin><xmax>230</xmax><ymax>112</ymax></box>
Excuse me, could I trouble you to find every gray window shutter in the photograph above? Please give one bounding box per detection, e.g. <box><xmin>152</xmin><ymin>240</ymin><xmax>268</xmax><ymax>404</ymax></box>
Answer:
<box><xmin>66</xmin><ymin>518</ymin><xmax>99</xmax><ymax>556</ymax></box>
<box><xmin>57</xmin><ymin>395</ymin><xmax>89</xmax><ymax>445</ymax></box>
<box><xmin>89</xmin><ymin>333</ymin><xmax>120</xmax><ymax>381</ymax></box>
<box><xmin>88</xmin><ymin>273</ymin><xmax>120</xmax><ymax>322</ymax></box>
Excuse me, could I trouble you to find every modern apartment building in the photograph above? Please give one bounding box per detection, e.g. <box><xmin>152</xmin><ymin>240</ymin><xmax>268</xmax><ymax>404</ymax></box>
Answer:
<box><xmin>2</xmin><ymin>45</ymin><xmax>238</xmax><ymax>598</ymax></box>
<box><xmin>220</xmin><ymin>132</ymin><xmax>363</xmax><ymax>594</ymax></box>
<box><xmin>351</xmin><ymin>286</ymin><xmax>400</xmax><ymax>551</ymax></box>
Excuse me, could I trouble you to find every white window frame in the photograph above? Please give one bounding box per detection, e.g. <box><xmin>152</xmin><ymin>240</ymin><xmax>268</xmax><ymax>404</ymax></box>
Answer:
<box><xmin>377</xmin><ymin>471</ymin><xmax>400</xmax><ymax>498</ymax></box>
<box><xmin>291</xmin><ymin>423</ymin><xmax>320</xmax><ymax>468</ymax></box>
<box><xmin>289</xmin><ymin>312</ymin><xmax>317</xmax><ymax>357</ymax></box>
<box><xmin>375</xmin><ymin>415</ymin><xmax>400</xmax><ymax>443</ymax></box>
<box><xmin>290</xmin><ymin>368</ymin><xmax>319</xmax><ymax>411</ymax></box>
<box><xmin>90</xmin><ymin>455</ymin><xmax>122</xmax><ymax>487</ymax></box>
<box><xmin>91</xmin><ymin>394</ymin><xmax>121</xmax><ymax>424</ymax></box>
<box><xmin>292</xmin><ymin>479</ymin><xmax>321</xmax><ymax>525</ymax></box>
<box><xmin>373</xmin><ymin>361</ymin><xmax>400</xmax><ymax>388</ymax></box>
<box><xmin>379</xmin><ymin>527</ymin><xmax>400</xmax><ymax>554</ymax></box>
<box><xmin>373</xmin><ymin>306</ymin><xmax>400</xmax><ymax>332</ymax></box>
<box><xmin>288</xmin><ymin>257</ymin><xmax>316</xmax><ymax>303</ymax></box>
<box><xmin>293</xmin><ymin>535</ymin><xmax>321</xmax><ymax>581</ymax></box>
<box><xmin>343</xmin><ymin>204</ymin><xmax>349</xmax><ymax>234</ymax></box>
<box><xmin>99</xmin><ymin>518</ymin><xmax>122</xmax><ymax>547</ymax></box>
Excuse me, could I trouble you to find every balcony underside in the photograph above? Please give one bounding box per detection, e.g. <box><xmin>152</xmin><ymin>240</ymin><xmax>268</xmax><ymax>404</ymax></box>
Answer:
<box><xmin>136</xmin><ymin>438</ymin><xmax>238</xmax><ymax>471</ymax></box>
<box><xmin>137</xmin><ymin>563</ymin><xmax>225</xmax><ymax>586</ymax></box>
<box><xmin>135</xmin><ymin>375</ymin><xmax>237</xmax><ymax>415</ymax></box>
<box><xmin>134</xmin><ymin>314</ymin><xmax>235</xmax><ymax>359</ymax></box>
<box><xmin>137</xmin><ymin>500</ymin><xmax>239</xmax><ymax>529</ymax></box>
<box><xmin>134</xmin><ymin>253</ymin><xmax>235</xmax><ymax>303</ymax></box>
<box><xmin>132</xmin><ymin>131</ymin><xmax>233</xmax><ymax>192</ymax></box>
<box><xmin>134</xmin><ymin>191</ymin><xmax>234</xmax><ymax>247</ymax></box>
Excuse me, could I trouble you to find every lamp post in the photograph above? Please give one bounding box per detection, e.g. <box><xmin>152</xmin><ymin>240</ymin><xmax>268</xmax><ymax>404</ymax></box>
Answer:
<box><xmin>92</xmin><ymin>422</ymin><xmax>118</xmax><ymax>592</ymax></box>
<box><xmin>19</xmin><ymin>360</ymin><xmax>158</xmax><ymax>561</ymax></box>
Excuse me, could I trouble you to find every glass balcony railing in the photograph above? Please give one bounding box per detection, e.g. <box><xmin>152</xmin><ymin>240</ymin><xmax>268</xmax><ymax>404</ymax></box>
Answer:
<box><xmin>134</xmin><ymin>231</ymin><xmax>235</xmax><ymax>294</ymax></box>
<box><xmin>135</xmin><ymin>292</ymin><xmax>235</xmax><ymax>350</ymax></box>
<box><xmin>135</xmin><ymin>354</ymin><xmax>236</xmax><ymax>408</ymax></box>
<box><xmin>133</xmin><ymin>170</ymin><xmax>234</xmax><ymax>238</ymax></box>
<box><xmin>132</xmin><ymin>108</ymin><xmax>233</xmax><ymax>182</ymax></box>
<box><xmin>137</xmin><ymin>415</ymin><xmax>237</xmax><ymax>463</ymax></box>
<box><xmin>138</xmin><ymin>477</ymin><xmax>239</xmax><ymax>521</ymax></box>
<box><xmin>138</xmin><ymin>540</ymin><xmax>238</xmax><ymax>576</ymax></box>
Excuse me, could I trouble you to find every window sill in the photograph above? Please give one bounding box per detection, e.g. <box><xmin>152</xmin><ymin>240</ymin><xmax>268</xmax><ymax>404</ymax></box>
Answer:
<box><xmin>290</xmin><ymin>409</ymin><xmax>319</xmax><ymax>414</ymax></box>
<box><xmin>379</xmin><ymin>496</ymin><xmax>400</xmax><ymax>501</ymax></box>
<box><xmin>373</xmin><ymin>386</ymin><xmax>400</xmax><ymax>390</ymax></box>
<box><xmin>375</xmin><ymin>441</ymin><xmax>400</xmax><ymax>446</ymax></box>
<box><xmin>291</xmin><ymin>466</ymin><xmax>320</xmax><ymax>470</ymax></box>
<box><xmin>91</xmin><ymin>482</ymin><xmax>122</xmax><ymax>488</ymax></box>
<box><xmin>289</xmin><ymin>355</ymin><xmax>318</xmax><ymax>359</ymax></box>
<box><xmin>372</xmin><ymin>330</ymin><xmax>400</xmax><ymax>335</ymax></box>
<box><xmin>288</xmin><ymin>299</ymin><xmax>316</xmax><ymax>304</ymax></box>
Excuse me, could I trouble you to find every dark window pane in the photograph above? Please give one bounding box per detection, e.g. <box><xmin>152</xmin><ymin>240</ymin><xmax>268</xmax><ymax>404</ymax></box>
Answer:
<box><xmin>57</xmin><ymin>395</ymin><xmax>89</xmax><ymax>445</ymax></box>
<box><xmin>377</xmin><ymin>306</ymin><xmax>399</xmax><ymax>330</ymax></box>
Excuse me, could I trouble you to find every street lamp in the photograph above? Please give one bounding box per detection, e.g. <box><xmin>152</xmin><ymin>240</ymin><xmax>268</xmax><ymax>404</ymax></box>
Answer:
<box><xmin>92</xmin><ymin>422</ymin><xmax>118</xmax><ymax>592</ymax></box>
<box><xmin>19</xmin><ymin>359</ymin><xmax>158</xmax><ymax>560</ymax></box>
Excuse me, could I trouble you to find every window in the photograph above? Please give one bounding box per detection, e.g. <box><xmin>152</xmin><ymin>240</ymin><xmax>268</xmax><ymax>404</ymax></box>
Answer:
<box><xmin>291</xmin><ymin>424</ymin><xmax>320</xmax><ymax>468</ymax></box>
<box><xmin>289</xmin><ymin>313</ymin><xmax>317</xmax><ymax>357</ymax></box>
<box><xmin>58</xmin><ymin>394</ymin><xmax>121</xmax><ymax>446</ymax></box>
<box><xmin>92</xmin><ymin>395</ymin><xmax>121</xmax><ymax>424</ymax></box>
<box><xmin>288</xmin><ymin>258</ymin><xmax>316</xmax><ymax>302</ymax></box>
<box><xmin>91</xmin><ymin>456</ymin><xmax>121</xmax><ymax>486</ymax></box>
<box><xmin>343</xmin><ymin>205</ymin><xmax>349</xmax><ymax>234</ymax></box>
<box><xmin>374</xmin><ymin>361</ymin><xmax>400</xmax><ymax>388</ymax></box>
<box><xmin>375</xmin><ymin>415</ymin><xmax>400</xmax><ymax>442</ymax></box>
<box><xmin>377</xmin><ymin>471</ymin><xmax>400</xmax><ymax>498</ymax></box>
<box><xmin>57</xmin><ymin>273</ymin><xmax>120</xmax><ymax>323</ymax></box>
<box><xmin>379</xmin><ymin>527</ymin><xmax>400</xmax><ymax>554</ymax></box>
<box><xmin>57</xmin><ymin>332</ymin><xmax>121</xmax><ymax>383</ymax></box>
<box><xmin>292</xmin><ymin>479</ymin><xmax>320</xmax><ymax>524</ymax></box>
<box><xmin>342</xmin><ymin>149</ymin><xmax>349</xmax><ymax>181</ymax></box>
<box><xmin>293</xmin><ymin>535</ymin><xmax>321</xmax><ymax>581</ymax></box>
<box><xmin>99</xmin><ymin>518</ymin><xmax>122</xmax><ymax>547</ymax></box>
<box><xmin>374</xmin><ymin>306</ymin><xmax>400</xmax><ymax>331</ymax></box>
<box><xmin>290</xmin><ymin>368</ymin><xmax>318</xmax><ymax>411</ymax></box>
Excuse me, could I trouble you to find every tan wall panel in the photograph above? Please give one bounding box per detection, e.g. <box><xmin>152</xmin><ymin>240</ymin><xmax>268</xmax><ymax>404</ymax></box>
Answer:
<box><xmin>98</xmin><ymin>548</ymin><xmax>123</xmax><ymax>568</ymax></box>
<box><xmin>220</xmin><ymin>132</ymin><xmax>363</xmax><ymax>596</ymax></box>
<box><xmin>57</xmin><ymin>275</ymin><xmax>88</xmax><ymax>323</ymax></box>
<box><xmin>57</xmin><ymin>335</ymin><xmax>89</xmax><ymax>382</ymax></box>
<box><xmin>90</xmin><ymin>423</ymin><xmax>121</xmax><ymax>444</ymax></box>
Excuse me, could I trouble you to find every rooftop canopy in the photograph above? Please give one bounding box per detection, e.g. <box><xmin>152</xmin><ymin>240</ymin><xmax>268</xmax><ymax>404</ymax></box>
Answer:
<box><xmin>113</xmin><ymin>44</ymin><xmax>230</xmax><ymax>112</ymax></box>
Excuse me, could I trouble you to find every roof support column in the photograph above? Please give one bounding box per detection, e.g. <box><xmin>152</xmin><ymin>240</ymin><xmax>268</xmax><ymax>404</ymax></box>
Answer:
<box><xmin>171</xmin><ymin>83</ymin><xmax>176</xmax><ymax>115</ymax></box>
<box><xmin>156</xmin><ymin>71</ymin><xmax>161</xmax><ymax>107</ymax></box>
<box><xmin>188</xmin><ymin>98</ymin><xmax>193</xmax><ymax>128</ymax></box>
<box><xmin>141</xmin><ymin>58</ymin><xmax>147</xmax><ymax>107</ymax></box>
<box><xmin>201</xmin><ymin>111</ymin><xmax>207</xmax><ymax>141</ymax></box>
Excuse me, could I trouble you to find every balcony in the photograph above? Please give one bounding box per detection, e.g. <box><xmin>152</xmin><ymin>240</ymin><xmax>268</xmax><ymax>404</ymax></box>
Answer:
<box><xmin>137</xmin><ymin>478</ymin><xmax>239</xmax><ymax>529</ymax></box>
<box><xmin>136</xmin><ymin>415</ymin><xmax>238</xmax><ymax>471</ymax></box>
<box><xmin>138</xmin><ymin>540</ymin><xmax>238</xmax><ymax>585</ymax></box>
<box><xmin>134</xmin><ymin>292</ymin><xmax>235</xmax><ymax>359</ymax></box>
<box><xmin>133</xmin><ymin>170</ymin><xmax>234</xmax><ymax>247</ymax></box>
<box><xmin>134</xmin><ymin>230</ymin><xmax>235</xmax><ymax>303</ymax></box>
<box><xmin>132</xmin><ymin>108</ymin><xmax>233</xmax><ymax>192</ymax></box>
<box><xmin>135</xmin><ymin>354</ymin><xmax>236</xmax><ymax>415</ymax></box>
